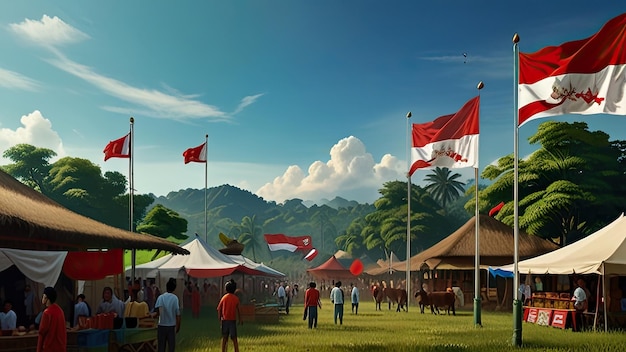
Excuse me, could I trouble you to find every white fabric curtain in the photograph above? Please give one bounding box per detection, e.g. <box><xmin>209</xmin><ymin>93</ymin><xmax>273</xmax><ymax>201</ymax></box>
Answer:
<box><xmin>0</xmin><ymin>248</ymin><xmax>67</xmax><ymax>287</ymax></box>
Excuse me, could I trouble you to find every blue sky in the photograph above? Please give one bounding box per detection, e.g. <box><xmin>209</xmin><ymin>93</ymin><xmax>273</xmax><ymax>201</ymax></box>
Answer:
<box><xmin>0</xmin><ymin>2</ymin><xmax>624</xmax><ymax>204</ymax></box>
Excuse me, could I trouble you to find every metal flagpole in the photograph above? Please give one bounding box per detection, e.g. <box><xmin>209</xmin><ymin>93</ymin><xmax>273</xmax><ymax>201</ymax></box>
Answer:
<box><xmin>406</xmin><ymin>111</ymin><xmax>412</xmax><ymax>308</ymax></box>
<box><xmin>130</xmin><ymin>117</ymin><xmax>136</xmax><ymax>286</ymax></box>
<box><xmin>474</xmin><ymin>82</ymin><xmax>484</xmax><ymax>327</ymax></box>
<box><xmin>204</xmin><ymin>134</ymin><xmax>208</xmax><ymax>243</ymax></box>
<box><xmin>512</xmin><ymin>33</ymin><xmax>523</xmax><ymax>347</ymax></box>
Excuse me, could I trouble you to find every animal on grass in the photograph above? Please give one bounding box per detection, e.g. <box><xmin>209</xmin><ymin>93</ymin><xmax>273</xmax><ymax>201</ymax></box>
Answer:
<box><xmin>371</xmin><ymin>285</ymin><xmax>384</xmax><ymax>311</ymax></box>
<box><xmin>415</xmin><ymin>289</ymin><xmax>456</xmax><ymax>315</ymax></box>
<box><xmin>383</xmin><ymin>287</ymin><xmax>408</xmax><ymax>312</ymax></box>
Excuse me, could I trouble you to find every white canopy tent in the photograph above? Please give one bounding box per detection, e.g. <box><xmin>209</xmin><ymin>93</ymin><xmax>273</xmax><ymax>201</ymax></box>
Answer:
<box><xmin>129</xmin><ymin>236</ymin><xmax>283</xmax><ymax>279</ymax></box>
<box><xmin>493</xmin><ymin>213</ymin><xmax>626</xmax><ymax>330</ymax></box>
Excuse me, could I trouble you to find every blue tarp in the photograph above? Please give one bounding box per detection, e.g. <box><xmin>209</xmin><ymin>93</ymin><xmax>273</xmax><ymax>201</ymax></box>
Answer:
<box><xmin>488</xmin><ymin>266</ymin><xmax>514</xmax><ymax>278</ymax></box>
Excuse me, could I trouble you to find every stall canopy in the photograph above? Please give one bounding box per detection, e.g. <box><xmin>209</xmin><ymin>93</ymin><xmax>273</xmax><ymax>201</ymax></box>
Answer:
<box><xmin>130</xmin><ymin>235</ymin><xmax>284</xmax><ymax>279</ymax></box>
<box><xmin>391</xmin><ymin>215</ymin><xmax>559</xmax><ymax>271</ymax></box>
<box><xmin>493</xmin><ymin>213</ymin><xmax>626</xmax><ymax>276</ymax></box>
<box><xmin>0</xmin><ymin>169</ymin><xmax>188</xmax><ymax>255</ymax></box>
<box><xmin>307</xmin><ymin>255</ymin><xmax>357</xmax><ymax>280</ymax></box>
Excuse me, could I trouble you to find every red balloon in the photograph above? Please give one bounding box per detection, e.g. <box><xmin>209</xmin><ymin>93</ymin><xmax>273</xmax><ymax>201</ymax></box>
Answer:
<box><xmin>350</xmin><ymin>259</ymin><xmax>363</xmax><ymax>276</ymax></box>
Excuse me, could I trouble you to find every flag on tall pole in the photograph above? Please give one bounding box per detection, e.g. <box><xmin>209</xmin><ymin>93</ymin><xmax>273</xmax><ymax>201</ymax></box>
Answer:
<box><xmin>409</xmin><ymin>96</ymin><xmax>480</xmax><ymax>176</ymax></box>
<box><xmin>103</xmin><ymin>133</ymin><xmax>130</xmax><ymax>161</ymax></box>
<box><xmin>513</xmin><ymin>14</ymin><xmax>626</xmax><ymax>344</ymax></box>
<box><xmin>103</xmin><ymin>119</ymin><xmax>135</xmax><ymax>289</ymax></box>
<box><xmin>264</xmin><ymin>234</ymin><xmax>313</xmax><ymax>252</ymax></box>
<box><xmin>183</xmin><ymin>135</ymin><xmax>209</xmax><ymax>242</ymax></box>
<box><xmin>183</xmin><ymin>142</ymin><xmax>207</xmax><ymax>164</ymax></box>
<box><xmin>519</xmin><ymin>13</ymin><xmax>626</xmax><ymax>126</ymax></box>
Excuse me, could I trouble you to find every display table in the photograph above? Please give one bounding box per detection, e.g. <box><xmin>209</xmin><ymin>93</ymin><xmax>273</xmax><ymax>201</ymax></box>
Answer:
<box><xmin>524</xmin><ymin>307</ymin><xmax>578</xmax><ymax>330</ymax></box>
<box><xmin>110</xmin><ymin>327</ymin><xmax>157</xmax><ymax>352</ymax></box>
<box><xmin>0</xmin><ymin>333</ymin><xmax>39</xmax><ymax>352</ymax></box>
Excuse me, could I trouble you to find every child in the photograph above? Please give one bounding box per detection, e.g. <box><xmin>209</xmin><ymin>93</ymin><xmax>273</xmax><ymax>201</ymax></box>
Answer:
<box><xmin>217</xmin><ymin>279</ymin><xmax>242</xmax><ymax>352</ymax></box>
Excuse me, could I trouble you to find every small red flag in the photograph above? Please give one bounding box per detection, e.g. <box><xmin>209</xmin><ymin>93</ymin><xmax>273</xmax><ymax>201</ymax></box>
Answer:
<box><xmin>489</xmin><ymin>202</ymin><xmax>505</xmax><ymax>217</ymax></box>
<box><xmin>183</xmin><ymin>142</ymin><xmax>207</xmax><ymax>164</ymax></box>
<box><xmin>304</xmin><ymin>248</ymin><xmax>318</xmax><ymax>261</ymax></box>
<box><xmin>103</xmin><ymin>134</ymin><xmax>130</xmax><ymax>161</ymax></box>
<box><xmin>349</xmin><ymin>259</ymin><xmax>364</xmax><ymax>276</ymax></box>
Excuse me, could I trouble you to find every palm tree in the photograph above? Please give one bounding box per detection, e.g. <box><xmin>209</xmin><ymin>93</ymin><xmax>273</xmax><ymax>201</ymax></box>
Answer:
<box><xmin>231</xmin><ymin>215</ymin><xmax>264</xmax><ymax>262</ymax></box>
<box><xmin>423</xmin><ymin>167</ymin><xmax>466</xmax><ymax>209</ymax></box>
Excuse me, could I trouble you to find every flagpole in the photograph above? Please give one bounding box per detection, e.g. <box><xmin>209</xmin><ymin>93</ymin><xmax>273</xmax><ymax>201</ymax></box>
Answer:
<box><xmin>474</xmin><ymin>81</ymin><xmax>484</xmax><ymax>327</ymax></box>
<box><xmin>130</xmin><ymin>117</ymin><xmax>136</xmax><ymax>287</ymax></box>
<box><xmin>204</xmin><ymin>134</ymin><xmax>208</xmax><ymax>243</ymax></box>
<box><xmin>512</xmin><ymin>33</ymin><xmax>523</xmax><ymax>347</ymax></box>
<box><xmin>406</xmin><ymin>111</ymin><xmax>412</xmax><ymax>308</ymax></box>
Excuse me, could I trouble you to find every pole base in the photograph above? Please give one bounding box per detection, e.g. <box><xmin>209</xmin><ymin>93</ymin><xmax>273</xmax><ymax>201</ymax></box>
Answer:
<box><xmin>473</xmin><ymin>297</ymin><xmax>482</xmax><ymax>327</ymax></box>
<box><xmin>512</xmin><ymin>299</ymin><xmax>523</xmax><ymax>346</ymax></box>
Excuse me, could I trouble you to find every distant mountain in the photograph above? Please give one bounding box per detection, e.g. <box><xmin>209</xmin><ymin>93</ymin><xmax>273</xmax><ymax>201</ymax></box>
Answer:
<box><xmin>149</xmin><ymin>185</ymin><xmax>375</xmax><ymax>262</ymax></box>
<box><xmin>302</xmin><ymin>196</ymin><xmax>362</xmax><ymax>209</ymax></box>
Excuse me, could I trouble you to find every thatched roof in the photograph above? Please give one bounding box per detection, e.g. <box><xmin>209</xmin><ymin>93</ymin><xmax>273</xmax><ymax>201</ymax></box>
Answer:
<box><xmin>0</xmin><ymin>169</ymin><xmax>189</xmax><ymax>255</ymax></box>
<box><xmin>394</xmin><ymin>214</ymin><xmax>559</xmax><ymax>271</ymax></box>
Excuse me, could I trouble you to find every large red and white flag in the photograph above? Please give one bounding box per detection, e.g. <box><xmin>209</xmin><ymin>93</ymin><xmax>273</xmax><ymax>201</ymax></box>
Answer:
<box><xmin>183</xmin><ymin>142</ymin><xmax>207</xmax><ymax>164</ymax></box>
<box><xmin>103</xmin><ymin>134</ymin><xmax>130</xmax><ymax>161</ymax></box>
<box><xmin>264</xmin><ymin>234</ymin><xmax>313</xmax><ymax>252</ymax></box>
<box><xmin>409</xmin><ymin>96</ymin><xmax>479</xmax><ymax>176</ymax></box>
<box><xmin>519</xmin><ymin>13</ymin><xmax>626</xmax><ymax>126</ymax></box>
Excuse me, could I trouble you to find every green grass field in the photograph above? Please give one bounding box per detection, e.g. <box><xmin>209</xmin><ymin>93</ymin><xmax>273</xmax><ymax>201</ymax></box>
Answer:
<box><xmin>173</xmin><ymin>299</ymin><xmax>626</xmax><ymax>352</ymax></box>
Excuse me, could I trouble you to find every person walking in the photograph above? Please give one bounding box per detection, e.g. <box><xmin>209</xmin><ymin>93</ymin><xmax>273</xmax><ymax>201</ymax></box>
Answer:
<box><xmin>303</xmin><ymin>282</ymin><xmax>321</xmax><ymax>329</ymax></box>
<box><xmin>217</xmin><ymin>279</ymin><xmax>242</xmax><ymax>352</ymax></box>
<box><xmin>350</xmin><ymin>283</ymin><xmax>360</xmax><ymax>315</ymax></box>
<box><xmin>330</xmin><ymin>281</ymin><xmax>344</xmax><ymax>325</ymax></box>
<box><xmin>37</xmin><ymin>287</ymin><xmax>66</xmax><ymax>352</ymax></box>
<box><xmin>152</xmin><ymin>278</ymin><xmax>181</xmax><ymax>352</ymax></box>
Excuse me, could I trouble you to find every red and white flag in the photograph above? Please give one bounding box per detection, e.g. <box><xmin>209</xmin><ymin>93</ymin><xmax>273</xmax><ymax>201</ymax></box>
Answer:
<box><xmin>183</xmin><ymin>142</ymin><xmax>207</xmax><ymax>164</ymax></box>
<box><xmin>264</xmin><ymin>234</ymin><xmax>312</xmax><ymax>252</ymax></box>
<box><xmin>409</xmin><ymin>96</ymin><xmax>479</xmax><ymax>176</ymax></box>
<box><xmin>304</xmin><ymin>248</ymin><xmax>318</xmax><ymax>261</ymax></box>
<box><xmin>103</xmin><ymin>134</ymin><xmax>130</xmax><ymax>161</ymax></box>
<box><xmin>519</xmin><ymin>13</ymin><xmax>626</xmax><ymax>126</ymax></box>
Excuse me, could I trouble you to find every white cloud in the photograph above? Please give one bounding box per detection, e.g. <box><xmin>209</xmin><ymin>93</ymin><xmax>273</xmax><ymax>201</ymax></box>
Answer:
<box><xmin>0</xmin><ymin>110</ymin><xmax>66</xmax><ymax>160</ymax></box>
<box><xmin>0</xmin><ymin>68</ymin><xmax>40</xmax><ymax>91</ymax></box>
<box><xmin>256</xmin><ymin>136</ymin><xmax>406</xmax><ymax>203</ymax></box>
<box><xmin>8</xmin><ymin>15</ymin><xmax>89</xmax><ymax>48</ymax></box>
<box><xmin>233</xmin><ymin>94</ymin><xmax>264</xmax><ymax>115</ymax></box>
<box><xmin>8</xmin><ymin>15</ymin><xmax>261</xmax><ymax>121</ymax></box>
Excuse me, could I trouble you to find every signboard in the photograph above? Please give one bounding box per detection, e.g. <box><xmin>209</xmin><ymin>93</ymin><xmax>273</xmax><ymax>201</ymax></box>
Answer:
<box><xmin>551</xmin><ymin>309</ymin><xmax>569</xmax><ymax>329</ymax></box>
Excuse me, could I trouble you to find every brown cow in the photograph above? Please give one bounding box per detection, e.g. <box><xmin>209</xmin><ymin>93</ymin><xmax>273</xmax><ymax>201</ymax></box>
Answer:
<box><xmin>371</xmin><ymin>285</ymin><xmax>384</xmax><ymax>310</ymax></box>
<box><xmin>383</xmin><ymin>287</ymin><xmax>408</xmax><ymax>312</ymax></box>
<box><xmin>415</xmin><ymin>289</ymin><xmax>455</xmax><ymax>315</ymax></box>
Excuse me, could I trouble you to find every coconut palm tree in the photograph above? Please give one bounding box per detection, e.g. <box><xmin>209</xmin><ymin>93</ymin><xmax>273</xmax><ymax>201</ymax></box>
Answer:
<box><xmin>423</xmin><ymin>167</ymin><xmax>466</xmax><ymax>210</ymax></box>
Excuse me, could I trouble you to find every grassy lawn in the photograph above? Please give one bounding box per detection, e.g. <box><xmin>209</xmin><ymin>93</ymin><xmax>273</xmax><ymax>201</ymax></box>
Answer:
<box><xmin>174</xmin><ymin>299</ymin><xmax>626</xmax><ymax>352</ymax></box>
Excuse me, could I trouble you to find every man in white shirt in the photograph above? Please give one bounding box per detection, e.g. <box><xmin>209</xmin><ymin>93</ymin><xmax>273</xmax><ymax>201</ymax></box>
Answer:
<box><xmin>350</xmin><ymin>283</ymin><xmax>359</xmax><ymax>314</ymax></box>
<box><xmin>330</xmin><ymin>281</ymin><xmax>344</xmax><ymax>325</ymax></box>
<box><xmin>277</xmin><ymin>282</ymin><xmax>286</xmax><ymax>307</ymax></box>
<box><xmin>1</xmin><ymin>300</ymin><xmax>17</xmax><ymax>330</ymax></box>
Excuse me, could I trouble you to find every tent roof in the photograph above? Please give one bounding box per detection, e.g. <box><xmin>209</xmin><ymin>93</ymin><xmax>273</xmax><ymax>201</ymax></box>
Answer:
<box><xmin>307</xmin><ymin>255</ymin><xmax>357</xmax><ymax>280</ymax></box>
<box><xmin>393</xmin><ymin>214</ymin><xmax>559</xmax><ymax>271</ymax></box>
<box><xmin>0</xmin><ymin>169</ymin><xmax>188</xmax><ymax>255</ymax></box>
<box><xmin>494</xmin><ymin>213</ymin><xmax>626</xmax><ymax>276</ymax></box>
<box><xmin>130</xmin><ymin>236</ymin><xmax>284</xmax><ymax>279</ymax></box>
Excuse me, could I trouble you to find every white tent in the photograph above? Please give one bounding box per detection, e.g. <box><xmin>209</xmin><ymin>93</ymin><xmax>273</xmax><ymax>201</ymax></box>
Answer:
<box><xmin>129</xmin><ymin>236</ymin><xmax>283</xmax><ymax>279</ymax></box>
<box><xmin>493</xmin><ymin>213</ymin><xmax>626</xmax><ymax>330</ymax></box>
<box><xmin>495</xmin><ymin>213</ymin><xmax>626</xmax><ymax>276</ymax></box>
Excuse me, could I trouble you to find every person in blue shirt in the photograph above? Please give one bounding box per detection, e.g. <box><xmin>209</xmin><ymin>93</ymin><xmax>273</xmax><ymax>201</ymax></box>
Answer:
<box><xmin>330</xmin><ymin>281</ymin><xmax>344</xmax><ymax>325</ymax></box>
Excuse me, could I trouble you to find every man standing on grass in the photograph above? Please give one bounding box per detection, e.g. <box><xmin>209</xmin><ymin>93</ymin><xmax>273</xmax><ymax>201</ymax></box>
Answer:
<box><xmin>152</xmin><ymin>278</ymin><xmax>181</xmax><ymax>352</ymax></box>
<box><xmin>218</xmin><ymin>279</ymin><xmax>242</xmax><ymax>352</ymax></box>
<box><xmin>330</xmin><ymin>281</ymin><xmax>344</xmax><ymax>325</ymax></box>
<box><xmin>303</xmin><ymin>282</ymin><xmax>321</xmax><ymax>329</ymax></box>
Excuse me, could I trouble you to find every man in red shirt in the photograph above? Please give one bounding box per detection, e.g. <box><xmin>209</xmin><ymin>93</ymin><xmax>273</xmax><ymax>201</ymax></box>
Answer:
<box><xmin>303</xmin><ymin>282</ymin><xmax>322</xmax><ymax>329</ymax></box>
<box><xmin>37</xmin><ymin>287</ymin><xmax>66</xmax><ymax>352</ymax></box>
<box><xmin>217</xmin><ymin>279</ymin><xmax>241</xmax><ymax>352</ymax></box>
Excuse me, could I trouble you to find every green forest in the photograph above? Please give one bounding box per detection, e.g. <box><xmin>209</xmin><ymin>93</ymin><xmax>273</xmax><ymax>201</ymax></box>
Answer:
<box><xmin>3</xmin><ymin>121</ymin><xmax>626</xmax><ymax>275</ymax></box>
